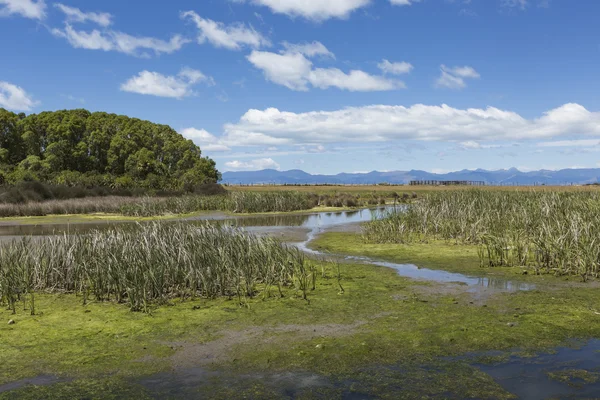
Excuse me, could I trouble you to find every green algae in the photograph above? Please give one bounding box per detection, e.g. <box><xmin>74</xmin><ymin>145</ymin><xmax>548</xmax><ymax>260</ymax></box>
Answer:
<box><xmin>547</xmin><ymin>369</ymin><xmax>600</xmax><ymax>387</ymax></box>
<box><xmin>2</xmin><ymin>243</ymin><xmax>600</xmax><ymax>398</ymax></box>
<box><xmin>310</xmin><ymin>231</ymin><xmax>572</xmax><ymax>282</ymax></box>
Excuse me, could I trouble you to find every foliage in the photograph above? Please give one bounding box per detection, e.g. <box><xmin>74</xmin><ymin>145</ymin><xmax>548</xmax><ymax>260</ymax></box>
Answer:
<box><xmin>0</xmin><ymin>108</ymin><xmax>220</xmax><ymax>190</ymax></box>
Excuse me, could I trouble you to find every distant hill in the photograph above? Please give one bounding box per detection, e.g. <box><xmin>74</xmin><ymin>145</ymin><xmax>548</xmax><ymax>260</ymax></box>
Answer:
<box><xmin>222</xmin><ymin>168</ymin><xmax>600</xmax><ymax>186</ymax></box>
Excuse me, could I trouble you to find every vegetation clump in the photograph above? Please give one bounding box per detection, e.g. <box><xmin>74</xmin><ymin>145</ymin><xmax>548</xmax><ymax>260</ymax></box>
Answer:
<box><xmin>363</xmin><ymin>189</ymin><xmax>600</xmax><ymax>279</ymax></box>
<box><xmin>0</xmin><ymin>108</ymin><xmax>220</xmax><ymax>191</ymax></box>
<box><xmin>0</xmin><ymin>223</ymin><xmax>314</xmax><ymax>312</ymax></box>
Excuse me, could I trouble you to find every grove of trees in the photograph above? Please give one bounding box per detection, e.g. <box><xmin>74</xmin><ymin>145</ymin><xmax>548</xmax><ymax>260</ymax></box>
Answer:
<box><xmin>0</xmin><ymin>108</ymin><xmax>221</xmax><ymax>191</ymax></box>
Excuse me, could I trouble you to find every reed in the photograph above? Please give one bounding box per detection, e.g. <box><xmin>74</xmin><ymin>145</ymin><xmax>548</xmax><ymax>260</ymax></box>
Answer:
<box><xmin>0</xmin><ymin>223</ymin><xmax>312</xmax><ymax>312</ymax></box>
<box><xmin>363</xmin><ymin>189</ymin><xmax>600</xmax><ymax>279</ymax></box>
<box><xmin>0</xmin><ymin>190</ymin><xmax>396</xmax><ymax>218</ymax></box>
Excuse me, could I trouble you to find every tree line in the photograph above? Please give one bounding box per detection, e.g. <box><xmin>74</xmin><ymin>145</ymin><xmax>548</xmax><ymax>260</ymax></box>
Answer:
<box><xmin>0</xmin><ymin>108</ymin><xmax>220</xmax><ymax>191</ymax></box>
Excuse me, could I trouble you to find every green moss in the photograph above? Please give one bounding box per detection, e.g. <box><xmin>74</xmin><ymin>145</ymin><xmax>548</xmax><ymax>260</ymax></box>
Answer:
<box><xmin>547</xmin><ymin>369</ymin><xmax>600</xmax><ymax>386</ymax></box>
<box><xmin>311</xmin><ymin>231</ymin><xmax>566</xmax><ymax>282</ymax></box>
<box><xmin>0</xmin><ymin>378</ymin><xmax>152</xmax><ymax>400</ymax></box>
<box><xmin>2</xmin><ymin>252</ymin><xmax>600</xmax><ymax>398</ymax></box>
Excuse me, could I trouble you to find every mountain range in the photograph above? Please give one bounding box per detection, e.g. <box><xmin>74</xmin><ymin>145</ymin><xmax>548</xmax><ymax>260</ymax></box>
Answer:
<box><xmin>221</xmin><ymin>168</ymin><xmax>600</xmax><ymax>186</ymax></box>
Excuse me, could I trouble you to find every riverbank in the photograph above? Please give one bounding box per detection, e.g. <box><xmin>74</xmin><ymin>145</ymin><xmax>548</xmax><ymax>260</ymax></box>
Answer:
<box><xmin>3</xmin><ymin>239</ymin><xmax>600</xmax><ymax>398</ymax></box>
<box><xmin>0</xmin><ymin>205</ymin><xmax>380</xmax><ymax>227</ymax></box>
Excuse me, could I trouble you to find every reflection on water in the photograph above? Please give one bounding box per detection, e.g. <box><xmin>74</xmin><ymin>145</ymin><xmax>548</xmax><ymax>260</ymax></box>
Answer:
<box><xmin>369</xmin><ymin>261</ymin><xmax>535</xmax><ymax>292</ymax></box>
<box><xmin>0</xmin><ymin>207</ymin><xmax>391</xmax><ymax>238</ymax></box>
<box><xmin>227</xmin><ymin>207</ymin><xmax>390</xmax><ymax>229</ymax></box>
<box><xmin>475</xmin><ymin>340</ymin><xmax>600</xmax><ymax>400</ymax></box>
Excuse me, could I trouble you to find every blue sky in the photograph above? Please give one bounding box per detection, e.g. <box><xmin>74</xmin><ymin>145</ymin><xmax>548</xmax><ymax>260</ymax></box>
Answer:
<box><xmin>1</xmin><ymin>0</ymin><xmax>600</xmax><ymax>174</ymax></box>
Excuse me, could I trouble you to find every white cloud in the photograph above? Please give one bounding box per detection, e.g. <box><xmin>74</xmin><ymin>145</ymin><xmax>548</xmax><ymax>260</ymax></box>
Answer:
<box><xmin>54</xmin><ymin>3</ymin><xmax>112</xmax><ymax>26</ymax></box>
<box><xmin>459</xmin><ymin>141</ymin><xmax>501</xmax><ymax>150</ymax></box>
<box><xmin>180</xmin><ymin>128</ymin><xmax>231</xmax><ymax>152</ymax></box>
<box><xmin>225</xmin><ymin>158</ymin><xmax>280</xmax><ymax>171</ymax></box>
<box><xmin>51</xmin><ymin>25</ymin><xmax>188</xmax><ymax>57</ymax></box>
<box><xmin>378</xmin><ymin>59</ymin><xmax>413</xmax><ymax>75</ymax></box>
<box><xmin>435</xmin><ymin>64</ymin><xmax>480</xmax><ymax>89</ymax></box>
<box><xmin>120</xmin><ymin>68</ymin><xmax>212</xmax><ymax>99</ymax></box>
<box><xmin>390</xmin><ymin>0</ymin><xmax>422</xmax><ymax>5</ymax></box>
<box><xmin>0</xmin><ymin>81</ymin><xmax>38</xmax><ymax>111</ymax></box>
<box><xmin>281</xmin><ymin>41</ymin><xmax>335</xmax><ymax>58</ymax></box>
<box><xmin>241</xmin><ymin>0</ymin><xmax>371</xmax><ymax>22</ymax></box>
<box><xmin>182</xmin><ymin>11</ymin><xmax>269</xmax><ymax>50</ymax></box>
<box><xmin>223</xmin><ymin>103</ymin><xmax>600</xmax><ymax>146</ymax></box>
<box><xmin>248</xmin><ymin>50</ymin><xmax>404</xmax><ymax>91</ymax></box>
<box><xmin>460</xmin><ymin>140</ymin><xmax>483</xmax><ymax>149</ymax></box>
<box><xmin>537</xmin><ymin>139</ymin><xmax>600</xmax><ymax>148</ymax></box>
<box><xmin>0</xmin><ymin>0</ymin><xmax>45</xmax><ymax>19</ymax></box>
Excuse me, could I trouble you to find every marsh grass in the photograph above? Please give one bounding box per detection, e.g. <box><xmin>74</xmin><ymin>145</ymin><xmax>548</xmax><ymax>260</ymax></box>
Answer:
<box><xmin>364</xmin><ymin>190</ymin><xmax>600</xmax><ymax>279</ymax></box>
<box><xmin>0</xmin><ymin>223</ymin><xmax>314</xmax><ymax>312</ymax></box>
<box><xmin>0</xmin><ymin>191</ymin><xmax>398</xmax><ymax>218</ymax></box>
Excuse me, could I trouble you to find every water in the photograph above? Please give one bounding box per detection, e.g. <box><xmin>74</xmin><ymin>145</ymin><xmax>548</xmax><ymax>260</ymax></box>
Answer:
<box><xmin>0</xmin><ymin>375</ymin><xmax>66</xmax><ymax>393</ymax></box>
<box><xmin>474</xmin><ymin>340</ymin><xmax>600</xmax><ymax>399</ymax></box>
<box><xmin>134</xmin><ymin>340</ymin><xmax>600</xmax><ymax>399</ymax></box>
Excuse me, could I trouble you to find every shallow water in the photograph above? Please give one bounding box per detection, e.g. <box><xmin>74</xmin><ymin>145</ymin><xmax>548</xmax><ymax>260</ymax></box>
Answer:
<box><xmin>284</xmin><ymin>207</ymin><xmax>535</xmax><ymax>293</ymax></box>
<box><xmin>134</xmin><ymin>340</ymin><xmax>600</xmax><ymax>399</ymax></box>
<box><xmin>0</xmin><ymin>375</ymin><xmax>66</xmax><ymax>393</ymax></box>
<box><xmin>474</xmin><ymin>340</ymin><xmax>600</xmax><ymax>399</ymax></box>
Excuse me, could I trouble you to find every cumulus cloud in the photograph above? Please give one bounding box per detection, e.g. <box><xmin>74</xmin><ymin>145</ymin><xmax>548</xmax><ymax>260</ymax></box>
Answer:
<box><xmin>182</xmin><ymin>11</ymin><xmax>269</xmax><ymax>50</ymax></box>
<box><xmin>51</xmin><ymin>5</ymin><xmax>188</xmax><ymax>57</ymax></box>
<box><xmin>180</xmin><ymin>128</ymin><xmax>231</xmax><ymax>152</ymax></box>
<box><xmin>223</xmin><ymin>103</ymin><xmax>600</xmax><ymax>146</ymax></box>
<box><xmin>51</xmin><ymin>24</ymin><xmax>189</xmax><ymax>57</ymax></box>
<box><xmin>238</xmin><ymin>0</ymin><xmax>371</xmax><ymax>22</ymax></box>
<box><xmin>435</xmin><ymin>64</ymin><xmax>480</xmax><ymax>89</ymax></box>
<box><xmin>0</xmin><ymin>0</ymin><xmax>45</xmax><ymax>19</ymax></box>
<box><xmin>248</xmin><ymin>50</ymin><xmax>404</xmax><ymax>91</ymax></box>
<box><xmin>281</xmin><ymin>41</ymin><xmax>335</xmax><ymax>58</ymax></box>
<box><xmin>390</xmin><ymin>0</ymin><xmax>422</xmax><ymax>5</ymax></box>
<box><xmin>378</xmin><ymin>59</ymin><xmax>413</xmax><ymax>75</ymax></box>
<box><xmin>0</xmin><ymin>81</ymin><xmax>38</xmax><ymax>111</ymax></box>
<box><xmin>54</xmin><ymin>3</ymin><xmax>112</xmax><ymax>26</ymax></box>
<box><xmin>120</xmin><ymin>68</ymin><xmax>213</xmax><ymax>99</ymax></box>
<box><xmin>225</xmin><ymin>158</ymin><xmax>280</xmax><ymax>171</ymax></box>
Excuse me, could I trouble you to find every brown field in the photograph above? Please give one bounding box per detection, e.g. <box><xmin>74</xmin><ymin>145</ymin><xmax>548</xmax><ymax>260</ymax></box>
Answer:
<box><xmin>225</xmin><ymin>184</ymin><xmax>600</xmax><ymax>194</ymax></box>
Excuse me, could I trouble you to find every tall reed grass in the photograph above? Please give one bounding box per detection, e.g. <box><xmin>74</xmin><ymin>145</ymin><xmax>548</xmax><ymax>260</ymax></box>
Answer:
<box><xmin>0</xmin><ymin>223</ymin><xmax>314</xmax><ymax>312</ymax></box>
<box><xmin>0</xmin><ymin>191</ymin><xmax>396</xmax><ymax>218</ymax></box>
<box><xmin>363</xmin><ymin>190</ymin><xmax>600</xmax><ymax>279</ymax></box>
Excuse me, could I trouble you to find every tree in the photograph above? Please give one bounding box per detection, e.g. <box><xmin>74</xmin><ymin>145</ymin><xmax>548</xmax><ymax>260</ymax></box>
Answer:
<box><xmin>0</xmin><ymin>108</ymin><xmax>220</xmax><ymax>190</ymax></box>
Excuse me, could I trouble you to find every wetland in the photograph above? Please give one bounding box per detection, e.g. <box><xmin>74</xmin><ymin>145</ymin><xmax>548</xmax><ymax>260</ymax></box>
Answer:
<box><xmin>2</xmin><ymin>189</ymin><xmax>600</xmax><ymax>399</ymax></box>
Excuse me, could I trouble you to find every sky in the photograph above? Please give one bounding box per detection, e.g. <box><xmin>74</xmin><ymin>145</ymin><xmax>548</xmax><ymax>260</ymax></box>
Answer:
<box><xmin>1</xmin><ymin>0</ymin><xmax>600</xmax><ymax>175</ymax></box>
